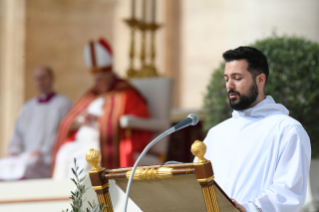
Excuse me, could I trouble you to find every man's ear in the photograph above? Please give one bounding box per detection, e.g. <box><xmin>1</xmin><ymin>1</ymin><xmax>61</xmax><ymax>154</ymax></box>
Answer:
<box><xmin>256</xmin><ymin>73</ymin><xmax>266</xmax><ymax>88</ymax></box>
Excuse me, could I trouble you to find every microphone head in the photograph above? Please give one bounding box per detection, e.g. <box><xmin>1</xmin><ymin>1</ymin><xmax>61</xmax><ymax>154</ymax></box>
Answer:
<box><xmin>188</xmin><ymin>113</ymin><xmax>199</xmax><ymax>126</ymax></box>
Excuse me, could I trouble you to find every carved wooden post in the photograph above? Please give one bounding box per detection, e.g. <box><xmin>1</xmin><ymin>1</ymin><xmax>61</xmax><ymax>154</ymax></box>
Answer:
<box><xmin>86</xmin><ymin>149</ymin><xmax>114</xmax><ymax>212</ymax></box>
<box><xmin>191</xmin><ymin>140</ymin><xmax>220</xmax><ymax>212</ymax></box>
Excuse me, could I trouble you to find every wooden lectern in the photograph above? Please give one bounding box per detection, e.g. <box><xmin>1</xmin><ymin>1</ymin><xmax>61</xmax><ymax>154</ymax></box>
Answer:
<box><xmin>85</xmin><ymin>140</ymin><xmax>239</xmax><ymax>212</ymax></box>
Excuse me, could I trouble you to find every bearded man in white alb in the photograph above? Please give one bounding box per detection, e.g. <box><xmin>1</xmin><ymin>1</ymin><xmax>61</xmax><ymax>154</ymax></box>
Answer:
<box><xmin>195</xmin><ymin>47</ymin><xmax>311</xmax><ymax>212</ymax></box>
<box><xmin>0</xmin><ymin>66</ymin><xmax>72</xmax><ymax>180</ymax></box>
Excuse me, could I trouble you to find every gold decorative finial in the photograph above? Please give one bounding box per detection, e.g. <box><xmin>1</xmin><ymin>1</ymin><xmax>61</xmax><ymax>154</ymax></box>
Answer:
<box><xmin>191</xmin><ymin>140</ymin><xmax>208</xmax><ymax>164</ymax></box>
<box><xmin>86</xmin><ymin>149</ymin><xmax>104</xmax><ymax>172</ymax></box>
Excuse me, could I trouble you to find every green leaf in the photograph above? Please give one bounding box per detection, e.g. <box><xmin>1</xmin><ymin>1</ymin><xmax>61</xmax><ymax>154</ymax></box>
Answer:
<box><xmin>71</xmin><ymin>178</ymin><xmax>77</xmax><ymax>186</ymax></box>
<box><xmin>88</xmin><ymin>201</ymin><xmax>93</xmax><ymax>208</ymax></box>
<box><xmin>72</xmin><ymin>168</ymin><xmax>76</xmax><ymax>176</ymax></box>
<box><xmin>79</xmin><ymin>169</ymin><xmax>84</xmax><ymax>176</ymax></box>
<box><xmin>64</xmin><ymin>158</ymin><xmax>100</xmax><ymax>212</ymax></box>
<box><xmin>80</xmin><ymin>176</ymin><xmax>86</xmax><ymax>183</ymax></box>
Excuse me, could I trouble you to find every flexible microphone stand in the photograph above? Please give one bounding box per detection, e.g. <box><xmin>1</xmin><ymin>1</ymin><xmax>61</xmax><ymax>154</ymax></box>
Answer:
<box><xmin>122</xmin><ymin>113</ymin><xmax>199</xmax><ymax>212</ymax></box>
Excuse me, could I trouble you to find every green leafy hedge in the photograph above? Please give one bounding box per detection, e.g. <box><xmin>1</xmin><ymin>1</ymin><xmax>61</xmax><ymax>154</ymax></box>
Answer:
<box><xmin>203</xmin><ymin>36</ymin><xmax>319</xmax><ymax>158</ymax></box>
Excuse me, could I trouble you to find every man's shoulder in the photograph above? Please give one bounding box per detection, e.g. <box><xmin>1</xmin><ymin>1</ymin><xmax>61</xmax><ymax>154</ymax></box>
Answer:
<box><xmin>16</xmin><ymin>98</ymin><xmax>37</xmax><ymax>115</ymax></box>
<box><xmin>23</xmin><ymin>97</ymin><xmax>37</xmax><ymax>107</ymax></box>
<box><xmin>267</xmin><ymin>113</ymin><xmax>303</xmax><ymax>133</ymax></box>
<box><xmin>208</xmin><ymin>117</ymin><xmax>234</xmax><ymax>133</ymax></box>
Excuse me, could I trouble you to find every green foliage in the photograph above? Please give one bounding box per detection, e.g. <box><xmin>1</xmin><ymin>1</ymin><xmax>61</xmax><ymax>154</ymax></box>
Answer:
<box><xmin>62</xmin><ymin>158</ymin><xmax>108</xmax><ymax>212</ymax></box>
<box><xmin>203</xmin><ymin>36</ymin><xmax>319</xmax><ymax>158</ymax></box>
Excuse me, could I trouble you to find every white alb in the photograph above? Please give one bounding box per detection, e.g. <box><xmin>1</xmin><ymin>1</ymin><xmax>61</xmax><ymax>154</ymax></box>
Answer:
<box><xmin>196</xmin><ymin>96</ymin><xmax>311</xmax><ymax>212</ymax></box>
<box><xmin>0</xmin><ymin>94</ymin><xmax>72</xmax><ymax>180</ymax></box>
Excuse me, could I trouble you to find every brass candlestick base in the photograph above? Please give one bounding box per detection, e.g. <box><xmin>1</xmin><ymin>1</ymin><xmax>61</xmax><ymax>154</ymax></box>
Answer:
<box><xmin>127</xmin><ymin>65</ymin><xmax>158</xmax><ymax>79</ymax></box>
<box><xmin>127</xmin><ymin>68</ymin><xmax>140</xmax><ymax>79</ymax></box>
<box><xmin>147</xmin><ymin>23</ymin><xmax>161</xmax><ymax>31</ymax></box>
<box><xmin>140</xmin><ymin>64</ymin><xmax>158</xmax><ymax>78</ymax></box>
<box><xmin>124</xmin><ymin>18</ymin><xmax>139</xmax><ymax>27</ymax></box>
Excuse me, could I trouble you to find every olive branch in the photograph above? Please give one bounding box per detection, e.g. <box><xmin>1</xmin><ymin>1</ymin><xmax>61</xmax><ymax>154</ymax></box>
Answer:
<box><xmin>62</xmin><ymin>158</ymin><xmax>107</xmax><ymax>212</ymax></box>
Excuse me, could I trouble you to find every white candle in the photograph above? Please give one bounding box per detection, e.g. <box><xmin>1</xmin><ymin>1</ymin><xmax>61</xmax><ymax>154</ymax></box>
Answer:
<box><xmin>131</xmin><ymin>0</ymin><xmax>136</xmax><ymax>19</ymax></box>
<box><xmin>142</xmin><ymin>0</ymin><xmax>146</xmax><ymax>23</ymax></box>
<box><xmin>151</xmin><ymin>0</ymin><xmax>156</xmax><ymax>23</ymax></box>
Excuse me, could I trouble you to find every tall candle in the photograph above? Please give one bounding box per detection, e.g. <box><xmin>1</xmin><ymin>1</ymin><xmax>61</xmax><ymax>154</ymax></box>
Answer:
<box><xmin>151</xmin><ymin>0</ymin><xmax>156</xmax><ymax>23</ymax></box>
<box><xmin>142</xmin><ymin>0</ymin><xmax>146</xmax><ymax>23</ymax></box>
<box><xmin>131</xmin><ymin>0</ymin><xmax>136</xmax><ymax>19</ymax></box>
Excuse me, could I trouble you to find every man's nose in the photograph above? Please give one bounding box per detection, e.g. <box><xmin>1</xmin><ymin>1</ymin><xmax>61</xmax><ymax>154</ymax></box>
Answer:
<box><xmin>226</xmin><ymin>79</ymin><xmax>235</xmax><ymax>91</ymax></box>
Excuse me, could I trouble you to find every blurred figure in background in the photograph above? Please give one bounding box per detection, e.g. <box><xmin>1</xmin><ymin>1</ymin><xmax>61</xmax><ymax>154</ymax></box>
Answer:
<box><xmin>0</xmin><ymin>66</ymin><xmax>72</xmax><ymax>180</ymax></box>
<box><xmin>52</xmin><ymin>39</ymin><xmax>151</xmax><ymax>179</ymax></box>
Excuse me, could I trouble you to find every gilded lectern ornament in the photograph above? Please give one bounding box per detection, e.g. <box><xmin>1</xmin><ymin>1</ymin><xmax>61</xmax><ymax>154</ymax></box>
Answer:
<box><xmin>86</xmin><ymin>149</ymin><xmax>104</xmax><ymax>172</ymax></box>
<box><xmin>191</xmin><ymin>140</ymin><xmax>208</xmax><ymax>164</ymax></box>
<box><xmin>126</xmin><ymin>167</ymin><xmax>173</xmax><ymax>180</ymax></box>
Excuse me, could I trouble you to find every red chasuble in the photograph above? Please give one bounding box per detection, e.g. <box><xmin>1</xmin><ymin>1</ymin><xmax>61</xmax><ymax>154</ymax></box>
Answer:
<box><xmin>52</xmin><ymin>78</ymin><xmax>151</xmax><ymax>171</ymax></box>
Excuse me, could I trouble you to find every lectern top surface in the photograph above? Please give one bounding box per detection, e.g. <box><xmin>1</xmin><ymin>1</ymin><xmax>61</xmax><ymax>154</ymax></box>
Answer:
<box><xmin>116</xmin><ymin>174</ymin><xmax>206</xmax><ymax>212</ymax></box>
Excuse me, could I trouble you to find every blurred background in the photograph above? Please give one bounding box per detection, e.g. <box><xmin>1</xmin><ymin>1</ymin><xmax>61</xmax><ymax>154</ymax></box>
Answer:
<box><xmin>1</xmin><ymin>0</ymin><xmax>319</xmax><ymax>211</ymax></box>
<box><xmin>2</xmin><ymin>0</ymin><xmax>319</xmax><ymax>154</ymax></box>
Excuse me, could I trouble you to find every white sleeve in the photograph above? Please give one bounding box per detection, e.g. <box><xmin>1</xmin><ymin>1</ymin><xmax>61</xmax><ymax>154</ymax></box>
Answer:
<box><xmin>7</xmin><ymin>107</ymin><xmax>26</xmax><ymax>154</ymax></box>
<box><xmin>242</xmin><ymin>125</ymin><xmax>311</xmax><ymax>212</ymax></box>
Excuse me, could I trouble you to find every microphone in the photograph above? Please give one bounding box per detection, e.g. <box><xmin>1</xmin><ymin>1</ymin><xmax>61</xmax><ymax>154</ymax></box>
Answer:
<box><xmin>173</xmin><ymin>113</ymin><xmax>199</xmax><ymax>131</ymax></box>
<box><xmin>122</xmin><ymin>113</ymin><xmax>199</xmax><ymax>212</ymax></box>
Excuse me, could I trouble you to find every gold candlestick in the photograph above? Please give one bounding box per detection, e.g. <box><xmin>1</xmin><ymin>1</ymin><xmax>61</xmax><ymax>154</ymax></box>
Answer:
<box><xmin>124</xmin><ymin>0</ymin><xmax>162</xmax><ymax>79</ymax></box>
<box><xmin>124</xmin><ymin>18</ymin><xmax>139</xmax><ymax>78</ymax></box>
<box><xmin>139</xmin><ymin>23</ymin><xmax>148</xmax><ymax>69</ymax></box>
<box><xmin>137</xmin><ymin>22</ymin><xmax>160</xmax><ymax>78</ymax></box>
<box><xmin>146</xmin><ymin>23</ymin><xmax>161</xmax><ymax>77</ymax></box>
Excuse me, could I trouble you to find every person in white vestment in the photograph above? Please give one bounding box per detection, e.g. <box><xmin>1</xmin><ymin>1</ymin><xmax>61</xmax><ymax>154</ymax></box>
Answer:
<box><xmin>0</xmin><ymin>66</ymin><xmax>72</xmax><ymax>180</ymax></box>
<box><xmin>195</xmin><ymin>47</ymin><xmax>311</xmax><ymax>212</ymax></box>
<box><xmin>53</xmin><ymin>96</ymin><xmax>104</xmax><ymax>179</ymax></box>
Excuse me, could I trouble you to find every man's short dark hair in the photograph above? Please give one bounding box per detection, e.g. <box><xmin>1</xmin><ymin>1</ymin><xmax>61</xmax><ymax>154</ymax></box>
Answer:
<box><xmin>222</xmin><ymin>46</ymin><xmax>269</xmax><ymax>82</ymax></box>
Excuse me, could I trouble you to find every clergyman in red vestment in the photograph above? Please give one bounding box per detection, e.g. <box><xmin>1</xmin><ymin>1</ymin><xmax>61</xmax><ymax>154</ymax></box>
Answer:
<box><xmin>52</xmin><ymin>39</ymin><xmax>151</xmax><ymax>179</ymax></box>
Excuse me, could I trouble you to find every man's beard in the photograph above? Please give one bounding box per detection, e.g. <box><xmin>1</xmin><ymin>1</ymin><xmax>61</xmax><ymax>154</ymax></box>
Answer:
<box><xmin>228</xmin><ymin>82</ymin><xmax>258</xmax><ymax>110</ymax></box>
